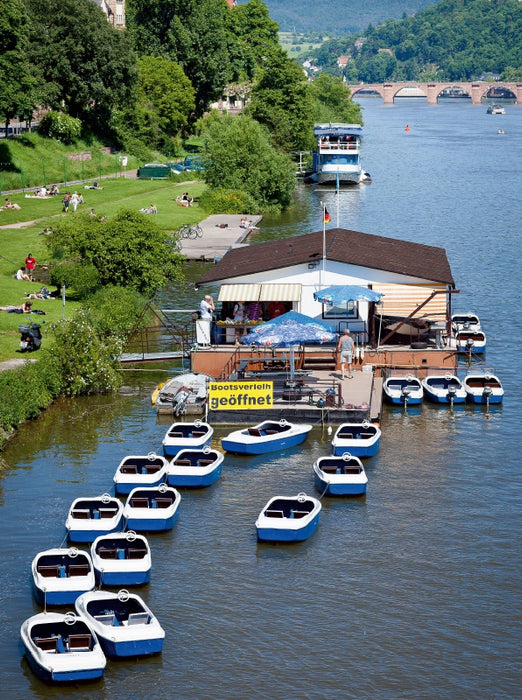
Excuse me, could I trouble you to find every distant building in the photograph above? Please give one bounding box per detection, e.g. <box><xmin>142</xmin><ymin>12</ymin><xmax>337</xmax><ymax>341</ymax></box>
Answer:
<box><xmin>337</xmin><ymin>56</ymin><xmax>351</xmax><ymax>70</ymax></box>
<box><xmin>93</xmin><ymin>0</ymin><xmax>125</xmax><ymax>29</ymax></box>
<box><xmin>378</xmin><ymin>48</ymin><xmax>393</xmax><ymax>56</ymax></box>
<box><xmin>354</xmin><ymin>38</ymin><xmax>367</xmax><ymax>53</ymax></box>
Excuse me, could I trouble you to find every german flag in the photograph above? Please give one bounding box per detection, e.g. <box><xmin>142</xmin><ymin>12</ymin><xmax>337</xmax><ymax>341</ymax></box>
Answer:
<box><xmin>324</xmin><ymin>208</ymin><xmax>331</xmax><ymax>224</ymax></box>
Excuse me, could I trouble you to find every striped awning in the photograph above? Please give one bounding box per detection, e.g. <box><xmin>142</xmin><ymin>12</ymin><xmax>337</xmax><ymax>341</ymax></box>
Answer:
<box><xmin>259</xmin><ymin>283</ymin><xmax>302</xmax><ymax>302</ymax></box>
<box><xmin>372</xmin><ymin>283</ymin><xmax>448</xmax><ymax>320</ymax></box>
<box><xmin>218</xmin><ymin>284</ymin><xmax>261</xmax><ymax>302</ymax></box>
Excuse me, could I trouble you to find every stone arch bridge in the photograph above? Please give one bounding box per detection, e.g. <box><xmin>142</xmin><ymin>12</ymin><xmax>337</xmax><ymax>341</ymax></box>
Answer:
<box><xmin>345</xmin><ymin>81</ymin><xmax>522</xmax><ymax>104</ymax></box>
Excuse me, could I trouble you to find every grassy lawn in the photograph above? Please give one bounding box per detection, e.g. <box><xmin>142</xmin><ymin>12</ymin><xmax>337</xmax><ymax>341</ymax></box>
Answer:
<box><xmin>0</xmin><ymin>177</ymin><xmax>208</xmax><ymax>362</ymax></box>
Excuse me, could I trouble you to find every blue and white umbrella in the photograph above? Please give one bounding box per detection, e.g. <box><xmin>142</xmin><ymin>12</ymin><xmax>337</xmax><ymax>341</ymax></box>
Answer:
<box><xmin>242</xmin><ymin>311</ymin><xmax>336</xmax><ymax>378</ymax></box>
<box><xmin>313</xmin><ymin>285</ymin><xmax>383</xmax><ymax>306</ymax></box>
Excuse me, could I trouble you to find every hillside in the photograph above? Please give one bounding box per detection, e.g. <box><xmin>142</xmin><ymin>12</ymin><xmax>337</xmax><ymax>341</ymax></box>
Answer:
<box><xmin>247</xmin><ymin>0</ymin><xmax>436</xmax><ymax>35</ymax></box>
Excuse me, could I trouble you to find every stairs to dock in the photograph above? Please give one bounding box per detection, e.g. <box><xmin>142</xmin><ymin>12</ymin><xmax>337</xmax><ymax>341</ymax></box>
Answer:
<box><xmin>301</xmin><ymin>347</ymin><xmax>337</xmax><ymax>372</ymax></box>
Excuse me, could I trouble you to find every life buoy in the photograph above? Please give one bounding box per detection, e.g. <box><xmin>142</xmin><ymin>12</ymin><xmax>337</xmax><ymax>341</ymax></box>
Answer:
<box><xmin>126</xmin><ymin>530</ymin><xmax>137</xmax><ymax>542</ymax></box>
<box><xmin>297</xmin><ymin>492</ymin><xmax>307</xmax><ymax>503</ymax></box>
<box><xmin>342</xmin><ymin>452</ymin><xmax>352</xmax><ymax>461</ymax></box>
<box><xmin>117</xmin><ymin>589</ymin><xmax>130</xmax><ymax>602</ymax></box>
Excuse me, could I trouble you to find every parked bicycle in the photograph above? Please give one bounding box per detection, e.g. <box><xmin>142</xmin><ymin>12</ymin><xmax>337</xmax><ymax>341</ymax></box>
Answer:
<box><xmin>179</xmin><ymin>223</ymin><xmax>203</xmax><ymax>239</ymax></box>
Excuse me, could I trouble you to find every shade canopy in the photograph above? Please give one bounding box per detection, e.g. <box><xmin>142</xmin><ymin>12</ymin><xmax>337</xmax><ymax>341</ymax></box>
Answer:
<box><xmin>313</xmin><ymin>284</ymin><xmax>383</xmax><ymax>306</ymax></box>
<box><xmin>241</xmin><ymin>311</ymin><xmax>336</xmax><ymax>348</ymax></box>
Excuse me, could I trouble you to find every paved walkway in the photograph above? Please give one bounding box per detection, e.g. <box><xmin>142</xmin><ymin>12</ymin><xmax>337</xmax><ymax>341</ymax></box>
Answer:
<box><xmin>178</xmin><ymin>214</ymin><xmax>262</xmax><ymax>261</ymax></box>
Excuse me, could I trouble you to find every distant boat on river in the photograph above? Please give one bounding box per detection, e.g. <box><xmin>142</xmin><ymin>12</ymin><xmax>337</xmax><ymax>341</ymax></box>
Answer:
<box><xmin>306</xmin><ymin>123</ymin><xmax>371</xmax><ymax>186</ymax></box>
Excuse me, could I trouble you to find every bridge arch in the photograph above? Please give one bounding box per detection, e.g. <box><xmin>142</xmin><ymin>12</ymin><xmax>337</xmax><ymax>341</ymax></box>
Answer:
<box><xmin>347</xmin><ymin>82</ymin><xmax>522</xmax><ymax>105</ymax></box>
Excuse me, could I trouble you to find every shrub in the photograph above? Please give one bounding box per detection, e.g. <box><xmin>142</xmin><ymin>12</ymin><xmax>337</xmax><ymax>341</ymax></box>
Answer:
<box><xmin>38</xmin><ymin>111</ymin><xmax>82</xmax><ymax>143</ymax></box>
<box><xmin>199</xmin><ymin>188</ymin><xmax>258</xmax><ymax>215</ymax></box>
<box><xmin>83</xmin><ymin>286</ymin><xmax>148</xmax><ymax>338</ymax></box>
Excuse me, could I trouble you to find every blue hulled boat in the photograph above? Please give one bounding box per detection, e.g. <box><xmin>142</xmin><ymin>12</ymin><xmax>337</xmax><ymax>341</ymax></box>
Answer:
<box><xmin>331</xmin><ymin>422</ymin><xmax>381</xmax><ymax>457</ymax></box>
<box><xmin>221</xmin><ymin>419</ymin><xmax>312</xmax><ymax>455</ymax></box>
<box><xmin>313</xmin><ymin>454</ymin><xmax>368</xmax><ymax>496</ymax></box>
<box><xmin>113</xmin><ymin>452</ymin><xmax>168</xmax><ymax>495</ymax></box>
<box><xmin>422</xmin><ymin>374</ymin><xmax>466</xmax><ymax>404</ymax></box>
<box><xmin>383</xmin><ymin>374</ymin><xmax>423</xmax><ymax>405</ymax></box>
<box><xmin>255</xmin><ymin>493</ymin><xmax>321</xmax><ymax>542</ymax></box>
<box><xmin>166</xmin><ymin>447</ymin><xmax>223</xmax><ymax>487</ymax></box>
<box><xmin>31</xmin><ymin>548</ymin><xmax>95</xmax><ymax>606</ymax></box>
<box><xmin>90</xmin><ymin>531</ymin><xmax>152</xmax><ymax>586</ymax></box>
<box><xmin>162</xmin><ymin>420</ymin><xmax>213</xmax><ymax>457</ymax></box>
<box><xmin>123</xmin><ymin>484</ymin><xmax>181</xmax><ymax>531</ymax></box>
<box><xmin>65</xmin><ymin>495</ymin><xmax>124</xmax><ymax>543</ymax></box>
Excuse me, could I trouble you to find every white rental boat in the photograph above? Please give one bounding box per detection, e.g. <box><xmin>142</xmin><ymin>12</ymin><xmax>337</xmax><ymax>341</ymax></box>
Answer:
<box><xmin>113</xmin><ymin>452</ymin><xmax>168</xmax><ymax>495</ymax></box>
<box><xmin>331</xmin><ymin>421</ymin><xmax>381</xmax><ymax>457</ymax></box>
<box><xmin>462</xmin><ymin>371</ymin><xmax>504</xmax><ymax>405</ymax></box>
<box><xmin>221</xmin><ymin>419</ymin><xmax>312</xmax><ymax>455</ymax></box>
<box><xmin>65</xmin><ymin>494</ymin><xmax>124</xmax><ymax>543</ymax></box>
<box><xmin>313</xmin><ymin>454</ymin><xmax>368</xmax><ymax>496</ymax></box>
<box><xmin>451</xmin><ymin>311</ymin><xmax>481</xmax><ymax>333</ymax></box>
<box><xmin>487</xmin><ymin>104</ymin><xmax>506</xmax><ymax>114</ymax></box>
<box><xmin>308</xmin><ymin>123</ymin><xmax>371</xmax><ymax>186</ymax></box>
<box><xmin>20</xmin><ymin>611</ymin><xmax>106</xmax><ymax>682</ymax></box>
<box><xmin>422</xmin><ymin>373</ymin><xmax>466</xmax><ymax>404</ymax></box>
<box><xmin>152</xmin><ymin>372</ymin><xmax>213</xmax><ymax>414</ymax></box>
<box><xmin>255</xmin><ymin>493</ymin><xmax>322</xmax><ymax>542</ymax></box>
<box><xmin>75</xmin><ymin>589</ymin><xmax>165</xmax><ymax>657</ymax></box>
<box><xmin>123</xmin><ymin>484</ymin><xmax>181</xmax><ymax>531</ymax></box>
<box><xmin>166</xmin><ymin>447</ymin><xmax>223</xmax><ymax>487</ymax></box>
<box><xmin>32</xmin><ymin>547</ymin><xmax>95</xmax><ymax>606</ymax></box>
<box><xmin>383</xmin><ymin>374</ymin><xmax>423</xmax><ymax>405</ymax></box>
<box><xmin>162</xmin><ymin>420</ymin><xmax>213</xmax><ymax>457</ymax></box>
<box><xmin>453</xmin><ymin>329</ymin><xmax>487</xmax><ymax>354</ymax></box>
<box><xmin>90</xmin><ymin>531</ymin><xmax>152</xmax><ymax>586</ymax></box>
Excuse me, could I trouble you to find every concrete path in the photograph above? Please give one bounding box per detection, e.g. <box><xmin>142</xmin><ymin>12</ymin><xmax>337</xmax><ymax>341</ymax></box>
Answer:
<box><xmin>178</xmin><ymin>214</ymin><xmax>262</xmax><ymax>261</ymax></box>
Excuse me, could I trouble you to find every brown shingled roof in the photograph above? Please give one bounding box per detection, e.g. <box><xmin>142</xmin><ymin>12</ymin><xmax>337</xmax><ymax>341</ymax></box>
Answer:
<box><xmin>196</xmin><ymin>228</ymin><xmax>455</xmax><ymax>286</ymax></box>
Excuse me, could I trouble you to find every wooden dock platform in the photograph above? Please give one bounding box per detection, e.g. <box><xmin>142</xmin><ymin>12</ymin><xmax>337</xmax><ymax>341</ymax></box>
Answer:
<box><xmin>178</xmin><ymin>214</ymin><xmax>262</xmax><ymax>261</ymax></box>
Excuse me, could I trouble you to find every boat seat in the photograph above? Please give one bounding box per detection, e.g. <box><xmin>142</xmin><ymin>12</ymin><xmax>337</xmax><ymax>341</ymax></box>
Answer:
<box><xmin>71</xmin><ymin>508</ymin><xmax>91</xmax><ymax>519</ymax></box>
<box><xmin>155</xmin><ymin>498</ymin><xmax>172</xmax><ymax>508</ymax></box>
<box><xmin>265</xmin><ymin>509</ymin><xmax>284</xmax><ymax>518</ymax></box>
<box><xmin>198</xmin><ymin>459</ymin><xmax>214</xmax><ymax>467</ymax></box>
<box><xmin>128</xmin><ymin>612</ymin><xmax>150</xmax><ymax>625</ymax></box>
<box><xmin>69</xmin><ymin>564</ymin><xmax>90</xmax><ymax>577</ymax></box>
<box><xmin>338</xmin><ymin>432</ymin><xmax>353</xmax><ymax>439</ymax></box>
<box><xmin>344</xmin><ymin>467</ymin><xmax>362</xmax><ymax>475</ymax></box>
<box><xmin>35</xmin><ymin>636</ymin><xmax>59</xmax><ymax>652</ymax></box>
<box><xmin>99</xmin><ymin>508</ymin><xmax>118</xmax><ymax>519</ymax></box>
<box><xmin>98</xmin><ymin>548</ymin><xmax>117</xmax><ymax>559</ymax></box>
<box><xmin>291</xmin><ymin>510</ymin><xmax>309</xmax><ymax>519</ymax></box>
<box><xmin>175</xmin><ymin>459</ymin><xmax>192</xmax><ymax>466</ymax></box>
<box><xmin>67</xmin><ymin>634</ymin><xmax>92</xmax><ymax>651</ymax></box>
<box><xmin>120</xmin><ymin>465</ymin><xmax>138</xmax><ymax>474</ymax></box>
<box><xmin>144</xmin><ymin>465</ymin><xmax>161</xmax><ymax>474</ymax></box>
<box><xmin>192</xmin><ymin>431</ymin><xmax>207</xmax><ymax>438</ymax></box>
<box><xmin>360</xmin><ymin>432</ymin><xmax>374</xmax><ymax>439</ymax></box>
<box><xmin>94</xmin><ymin>613</ymin><xmax>116</xmax><ymax>626</ymax></box>
<box><xmin>128</xmin><ymin>548</ymin><xmax>145</xmax><ymax>559</ymax></box>
<box><xmin>321</xmin><ymin>466</ymin><xmax>338</xmax><ymax>474</ymax></box>
<box><xmin>264</xmin><ymin>429</ymin><xmax>279</xmax><ymax>435</ymax></box>
<box><xmin>169</xmin><ymin>431</ymin><xmax>184</xmax><ymax>438</ymax></box>
<box><xmin>248</xmin><ymin>428</ymin><xmax>262</xmax><ymax>437</ymax></box>
<box><xmin>37</xmin><ymin>565</ymin><xmax>59</xmax><ymax>577</ymax></box>
<box><xmin>130</xmin><ymin>498</ymin><xmax>149</xmax><ymax>508</ymax></box>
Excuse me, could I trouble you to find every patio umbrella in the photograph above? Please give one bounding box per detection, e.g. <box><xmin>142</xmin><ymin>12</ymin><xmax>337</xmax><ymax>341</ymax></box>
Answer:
<box><xmin>313</xmin><ymin>284</ymin><xmax>383</xmax><ymax>305</ymax></box>
<box><xmin>241</xmin><ymin>311</ymin><xmax>336</xmax><ymax>379</ymax></box>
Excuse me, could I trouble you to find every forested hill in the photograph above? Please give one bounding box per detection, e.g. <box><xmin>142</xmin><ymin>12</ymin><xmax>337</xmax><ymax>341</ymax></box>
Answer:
<box><xmin>312</xmin><ymin>0</ymin><xmax>522</xmax><ymax>83</ymax></box>
<box><xmin>245</xmin><ymin>0</ymin><xmax>435</xmax><ymax>35</ymax></box>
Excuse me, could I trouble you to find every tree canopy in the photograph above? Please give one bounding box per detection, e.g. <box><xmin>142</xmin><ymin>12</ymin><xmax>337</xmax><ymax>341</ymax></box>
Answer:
<box><xmin>0</xmin><ymin>0</ymin><xmax>35</xmax><ymax>127</ymax></box>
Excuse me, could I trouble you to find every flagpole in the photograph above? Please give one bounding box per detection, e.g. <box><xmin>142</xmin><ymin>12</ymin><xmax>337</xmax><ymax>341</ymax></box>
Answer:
<box><xmin>321</xmin><ymin>201</ymin><xmax>326</xmax><ymax>290</ymax></box>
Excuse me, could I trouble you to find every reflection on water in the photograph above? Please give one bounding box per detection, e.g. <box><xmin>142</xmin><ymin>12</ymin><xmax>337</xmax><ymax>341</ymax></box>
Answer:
<box><xmin>1</xmin><ymin>101</ymin><xmax>521</xmax><ymax>699</ymax></box>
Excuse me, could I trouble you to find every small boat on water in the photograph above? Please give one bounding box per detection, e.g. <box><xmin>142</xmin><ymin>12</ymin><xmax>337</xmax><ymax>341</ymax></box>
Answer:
<box><xmin>20</xmin><ymin>611</ymin><xmax>106</xmax><ymax>682</ymax></box>
<box><xmin>313</xmin><ymin>454</ymin><xmax>368</xmax><ymax>496</ymax></box>
<box><xmin>75</xmin><ymin>589</ymin><xmax>165</xmax><ymax>657</ymax></box>
<box><xmin>65</xmin><ymin>495</ymin><xmax>124</xmax><ymax>543</ymax></box>
<box><xmin>221</xmin><ymin>419</ymin><xmax>312</xmax><ymax>455</ymax></box>
<box><xmin>454</xmin><ymin>329</ymin><xmax>487</xmax><ymax>354</ymax></box>
<box><xmin>32</xmin><ymin>548</ymin><xmax>95</xmax><ymax>606</ymax></box>
<box><xmin>162</xmin><ymin>420</ymin><xmax>213</xmax><ymax>456</ymax></box>
<box><xmin>90</xmin><ymin>531</ymin><xmax>152</xmax><ymax>586</ymax></box>
<box><xmin>166</xmin><ymin>447</ymin><xmax>223</xmax><ymax>487</ymax></box>
<box><xmin>383</xmin><ymin>374</ymin><xmax>423</xmax><ymax>405</ymax></box>
<box><xmin>331</xmin><ymin>422</ymin><xmax>381</xmax><ymax>457</ymax></box>
<box><xmin>307</xmin><ymin>123</ymin><xmax>371</xmax><ymax>186</ymax></box>
<box><xmin>462</xmin><ymin>371</ymin><xmax>504</xmax><ymax>405</ymax></box>
<box><xmin>123</xmin><ymin>484</ymin><xmax>181</xmax><ymax>531</ymax></box>
<box><xmin>487</xmin><ymin>104</ymin><xmax>506</xmax><ymax>114</ymax></box>
<box><xmin>451</xmin><ymin>311</ymin><xmax>481</xmax><ymax>333</ymax></box>
<box><xmin>152</xmin><ymin>373</ymin><xmax>213</xmax><ymax>414</ymax></box>
<box><xmin>255</xmin><ymin>493</ymin><xmax>322</xmax><ymax>542</ymax></box>
<box><xmin>422</xmin><ymin>373</ymin><xmax>466</xmax><ymax>404</ymax></box>
<box><xmin>113</xmin><ymin>452</ymin><xmax>168</xmax><ymax>495</ymax></box>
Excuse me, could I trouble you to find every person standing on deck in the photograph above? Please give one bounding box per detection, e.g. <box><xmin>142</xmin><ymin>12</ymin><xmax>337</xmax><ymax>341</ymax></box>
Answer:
<box><xmin>337</xmin><ymin>329</ymin><xmax>355</xmax><ymax>379</ymax></box>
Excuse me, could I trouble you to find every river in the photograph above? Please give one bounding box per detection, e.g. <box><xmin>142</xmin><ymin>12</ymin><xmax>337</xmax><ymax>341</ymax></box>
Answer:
<box><xmin>1</xmin><ymin>99</ymin><xmax>520</xmax><ymax>699</ymax></box>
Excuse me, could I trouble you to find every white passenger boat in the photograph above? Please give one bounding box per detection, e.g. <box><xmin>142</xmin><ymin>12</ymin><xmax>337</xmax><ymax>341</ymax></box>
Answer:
<box><xmin>383</xmin><ymin>374</ymin><xmax>423</xmax><ymax>405</ymax></box>
<box><xmin>21</xmin><ymin>611</ymin><xmax>106</xmax><ymax>682</ymax></box>
<box><xmin>162</xmin><ymin>420</ymin><xmax>213</xmax><ymax>456</ymax></box>
<box><xmin>75</xmin><ymin>589</ymin><xmax>165</xmax><ymax>657</ymax></box>
<box><xmin>123</xmin><ymin>484</ymin><xmax>181</xmax><ymax>531</ymax></box>
<box><xmin>222</xmin><ymin>419</ymin><xmax>312</xmax><ymax>455</ymax></box>
<box><xmin>331</xmin><ymin>421</ymin><xmax>381</xmax><ymax>457</ymax></box>
<box><xmin>422</xmin><ymin>373</ymin><xmax>466</xmax><ymax>404</ymax></box>
<box><xmin>451</xmin><ymin>311</ymin><xmax>481</xmax><ymax>333</ymax></box>
<box><xmin>313</xmin><ymin>454</ymin><xmax>368</xmax><ymax>496</ymax></box>
<box><xmin>166</xmin><ymin>447</ymin><xmax>223</xmax><ymax>487</ymax></box>
<box><xmin>462</xmin><ymin>371</ymin><xmax>504</xmax><ymax>405</ymax></box>
<box><xmin>113</xmin><ymin>452</ymin><xmax>168</xmax><ymax>495</ymax></box>
<box><xmin>65</xmin><ymin>494</ymin><xmax>124</xmax><ymax>543</ymax></box>
<box><xmin>308</xmin><ymin>123</ymin><xmax>371</xmax><ymax>186</ymax></box>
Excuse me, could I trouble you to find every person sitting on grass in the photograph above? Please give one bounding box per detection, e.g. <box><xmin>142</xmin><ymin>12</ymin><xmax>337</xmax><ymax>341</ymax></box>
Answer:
<box><xmin>16</xmin><ymin>266</ymin><xmax>33</xmax><ymax>282</ymax></box>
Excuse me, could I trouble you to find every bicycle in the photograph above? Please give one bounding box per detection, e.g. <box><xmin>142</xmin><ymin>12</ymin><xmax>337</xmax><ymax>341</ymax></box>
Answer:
<box><xmin>187</xmin><ymin>224</ymin><xmax>203</xmax><ymax>239</ymax></box>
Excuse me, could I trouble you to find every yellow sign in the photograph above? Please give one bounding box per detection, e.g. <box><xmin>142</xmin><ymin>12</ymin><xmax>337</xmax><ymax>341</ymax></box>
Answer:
<box><xmin>208</xmin><ymin>381</ymin><xmax>273</xmax><ymax>411</ymax></box>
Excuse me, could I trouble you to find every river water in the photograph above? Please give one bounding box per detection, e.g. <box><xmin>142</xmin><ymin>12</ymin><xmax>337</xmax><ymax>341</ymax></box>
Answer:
<box><xmin>1</xmin><ymin>100</ymin><xmax>520</xmax><ymax>699</ymax></box>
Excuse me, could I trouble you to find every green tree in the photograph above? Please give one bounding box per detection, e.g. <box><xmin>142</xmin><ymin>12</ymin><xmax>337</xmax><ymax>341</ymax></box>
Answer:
<box><xmin>25</xmin><ymin>0</ymin><xmax>137</xmax><ymax>128</ymax></box>
<box><xmin>309</xmin><ymin>73</ymin><xmax>362</xmax><ymax>124</ymax></box>
<box><xmin>0</xmin><ymin>0</ymin><xmax>35</xmax><ymax>131</ymax></box>
<box><xmin>137</xmin><ymin>56</ymin><xmax>195</xmax><ymax>136</ymax></box>
<box><xmin>46</xmin><ymin>210</ymin><xmax>184</xmax><ymax>297</ymax></box>
<box><xmin>202</xmin><ymin>113</ymin><xmax>296</xmax><ymax>210</ymax></box>
<box><xmin>248</xmin><ymin>46</ymin><xmax>315</xmax><ymax>151</ymax></box>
